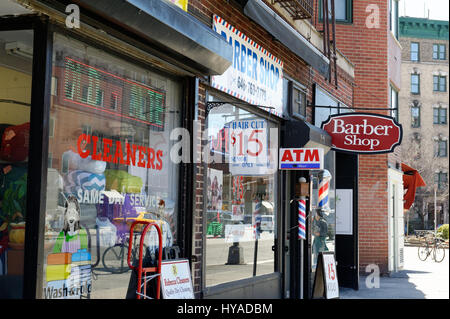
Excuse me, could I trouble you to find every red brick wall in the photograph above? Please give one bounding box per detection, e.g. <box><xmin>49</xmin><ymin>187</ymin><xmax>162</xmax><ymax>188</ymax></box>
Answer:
<box><xmin>313</xmin><ymin>0</ymin><xmax>391</xmax><ymax>273</ymax></box>
<box><xmin>187</xmin><ymin>0</ymin><xmax>355</xmax><ymax>295</ymax></box>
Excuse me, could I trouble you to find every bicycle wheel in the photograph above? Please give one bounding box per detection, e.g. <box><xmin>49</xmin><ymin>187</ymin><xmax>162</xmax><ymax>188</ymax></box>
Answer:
<box><xmin>418</xmin><ymin>245</ymin><xmax>429</xmax><ymax>261</ymax></box>
<box><xmin>102</xmin><ymin>244</ymin><xmax>130</xmax><ymax>274</ymax></box>
<box><xmin>433</xmin><ymin>244</ymin><xmax>445</xmax><ymax>263</ymax></box>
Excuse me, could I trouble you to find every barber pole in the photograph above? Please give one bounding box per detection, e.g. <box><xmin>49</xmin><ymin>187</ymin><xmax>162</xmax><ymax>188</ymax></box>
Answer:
<box><xmin>253</xmin><ymin>199</ymin><xmax>261</xmax><ymax>240</ymax></box>
<box><xmin>298</xmin><ymin>199</ymin><xmax>306</xmax><ymax>240</ymax></box>
<box><xmin>318</xmin><ymin>177</ymin><xmax>329</xmax><ymax>209</ymax></box>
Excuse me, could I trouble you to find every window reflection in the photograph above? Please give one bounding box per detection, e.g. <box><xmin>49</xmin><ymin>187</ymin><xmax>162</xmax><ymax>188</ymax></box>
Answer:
<box><xmin>205</xmin><ymin>102</ymin><xmax>278</xmax><ymax>287</ymax></box>
<box><xmin>42</xmin><ymin>34</ymin><xmax>181</xmax><ymax>299</ymax></box>
<box><xmin>310</xmin><ymin>152</ymin><xmax>336</xmax><ymax>275</ymax></box>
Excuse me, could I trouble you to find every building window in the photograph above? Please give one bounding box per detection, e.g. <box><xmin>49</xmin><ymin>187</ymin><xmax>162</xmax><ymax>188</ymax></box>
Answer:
<box><xmin>433</xmin><ymin>44</ymin><xmax>446</xmax><ymax>60</ymax></box>
<box><xmin>410</xmin><ymin>42</ymin><xmax>419</xmax><ymax>62</ymax></box>
<box><xmin>433</xmin><ymin>107</ymin><xmax>447</xmax><ymax>124</ymax></box>
<box><xmin>319</xmin><ymin>0</ymin><xmax>352</xmax><ymax>23</ymax></box>
<box><xmin>291</xmin><ymin>83</ymin><xmax>307</xmax><ymax>118</ymax></box>
<box><xmin>43</xmin><ymin>33</ymin><xmax>183</xmax><ymax>299</ymax></box>
<box><xmin>65</xmin><ymin>81</ymin><xmax>74</xmax><ymax>99</ymax></box>
<box><xmin>435</xmin><ymin>172</ymin><xmax>448</xmax><ymax>190</ymax></box>
<box><xmin>205</xmin><ymin>97</ymin><xmax>279</xmax><ymax>288</ymax></box>
<box><xmin>411</xmin><ymin>74</ymin><xmax>420</xmax><ymax>94</ymax></box>
<box><xmin>411</xmin><ymin>104</ymin><xmax>420</xmax><ymax>128</ymax></box>
<box><xmin>435</xmin><ymin>139</ymin><xmax>448</xmax><ymax>157</ymax></box>
<box><xmin>389</xmin><ymin>0</ymin><xmax>399</xmax><ymax>38</ymax></box>
<box><xmin>95</xmin><ymin>89</ymin><xmax>104</xmax><ymax>107</ymax></box>
<box><xmin>390</xmin><ymin>85</ymin><xmax>398</xmax><ymax>121</ymax></box>
<box><xmin>110</xmin><ymin>92</ymin><xmax>118</xmax><ymax>110</ymax></box>
<box><xmin>433</xmin><ymin>75</ymin><xmax>447</xmax><ymax>92</ymax></box>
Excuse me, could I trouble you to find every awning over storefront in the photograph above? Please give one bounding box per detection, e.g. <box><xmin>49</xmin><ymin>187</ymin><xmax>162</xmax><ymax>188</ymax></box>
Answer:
<box><xmin>243</xmin><ymin>0</ymin><xmax>330</xmax><ymax>78</ymax></box>
<box><xmin>281</xmin><ymin>119</ymin><xmax>332</xmax><ymax>152</ymax></box>
<box><xmin>402</xmin><ymin>163</ymin><xmax>426</xmax><ymax>210</ymax></box>
<box><xmin>60</xmin><ymin>0</ymin><xmax>233</xmax><ymax>75</ymax></box>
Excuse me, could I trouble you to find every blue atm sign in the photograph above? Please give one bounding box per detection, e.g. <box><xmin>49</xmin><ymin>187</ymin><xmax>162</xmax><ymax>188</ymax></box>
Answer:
<box><xmin>279</xmin><ymin>148</ymin><xmax>324</xmax><ymax>170</ymax></box>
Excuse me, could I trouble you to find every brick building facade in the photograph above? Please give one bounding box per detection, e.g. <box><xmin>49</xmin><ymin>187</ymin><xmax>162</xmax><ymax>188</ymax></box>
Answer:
<box><xmin>312</xmin><ymin>0</ymin><xmax>404</xmax><ymax>274</ymax></box>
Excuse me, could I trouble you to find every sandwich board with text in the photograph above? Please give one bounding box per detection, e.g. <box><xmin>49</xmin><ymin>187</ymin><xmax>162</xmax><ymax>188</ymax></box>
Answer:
<box><xmin>160</xmin><ymin>259</ymin><xmax>194</xmax><ymax>299</ymax></box>
<box><xmin>312</xmin><ymin>252</ymin><xmax>339</xmax><ymax>299</ymax></box>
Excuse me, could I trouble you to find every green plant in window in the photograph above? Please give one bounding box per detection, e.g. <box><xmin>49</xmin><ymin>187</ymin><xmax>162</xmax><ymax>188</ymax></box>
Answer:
<box><xmin>1</xmin><ymin>173</ymin><xmax>27</xmax><ymax>225</ymax></box>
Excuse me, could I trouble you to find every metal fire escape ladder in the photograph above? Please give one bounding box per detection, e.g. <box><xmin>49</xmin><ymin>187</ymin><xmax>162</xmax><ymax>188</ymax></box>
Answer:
<box><xmin>272</xmin><ymin>0</ymin><xmax>314</xmax><ymax>19</ymax></box>
<box><xmin>321</xmin><ymin>0</ymin><xmax>338</xmax><ymax>88</ymax></box>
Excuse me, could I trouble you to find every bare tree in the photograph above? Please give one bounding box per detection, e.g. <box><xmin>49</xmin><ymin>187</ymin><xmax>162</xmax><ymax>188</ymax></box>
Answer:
<box><xmin>400</xmin><ymin>134</ymin><xmax>449</xmax><ymax>231</ymax></box>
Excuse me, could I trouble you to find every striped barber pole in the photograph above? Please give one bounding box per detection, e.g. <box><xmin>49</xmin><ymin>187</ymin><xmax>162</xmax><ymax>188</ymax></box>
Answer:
<box><xmin>298</xmin><ymin>200</ymin><xmax>306</xmax><ymax>240</ymax></box>
<box><xmin>318</xmin><ymin>177</ymin><xmax>329</xmax><ymax>209</ymax></box>
<box><xmin>253</xmin><ymin>200</ymin><xmax>261</xmax><ymax>240</ymax></box>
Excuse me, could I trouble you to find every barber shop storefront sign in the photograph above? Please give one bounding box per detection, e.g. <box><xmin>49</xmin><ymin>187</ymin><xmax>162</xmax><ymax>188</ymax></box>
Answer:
<box><xmin>321</xmin><ymin>113</ymin><xmax>402</xmax><ymax>154</ymax></box>
<box><xmin>211</xmin><ymin>14</ymin><xmax>284</xmax><ymax>117</ymax></box>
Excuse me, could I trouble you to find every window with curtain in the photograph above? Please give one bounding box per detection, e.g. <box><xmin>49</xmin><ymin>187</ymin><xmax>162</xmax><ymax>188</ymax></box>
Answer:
<box><xmin>411</xmin><ymin>105</ymin><xmax>420</xmax><ymax>128</ymax></box>
<box><xmin>435</xmin><ymin>172</ymin><xmax>448</xmax><ymax>190</ymax></box>
<box><xmin>435</xmin><ymin>139</ymin><xmax>448</xmax><ymax>157</ymax></box>
<box><xmin>433</xmin><ymin>107</ymin><xmax>447</xmax><ymax>124</ymax></box>
<box><xmin>433</xmin><ymin>44</ymin><xmax>446</xmax><ymax>60</ymax></box>
<box><xmin>433</xmin><ymin>76</ymin><xmax>447</xmax><ymax>92</ymax></box>
<box><xmin>319</xmin><ymin>0</ymin><xmax>352</xmax><ymax>23</ymax></box>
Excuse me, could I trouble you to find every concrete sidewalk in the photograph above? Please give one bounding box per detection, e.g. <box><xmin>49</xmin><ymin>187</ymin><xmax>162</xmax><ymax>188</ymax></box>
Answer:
<box><xmin>339</xmin><ymin>246</ymin><xmax>449</xmax><ymax>299</ymax></box>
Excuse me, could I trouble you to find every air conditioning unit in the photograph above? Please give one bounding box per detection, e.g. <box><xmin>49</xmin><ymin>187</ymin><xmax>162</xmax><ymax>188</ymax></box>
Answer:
<box><xmin>5</xmin><ymin>41</ymin><xmax>33</xmax><ymax>59</ymax></box>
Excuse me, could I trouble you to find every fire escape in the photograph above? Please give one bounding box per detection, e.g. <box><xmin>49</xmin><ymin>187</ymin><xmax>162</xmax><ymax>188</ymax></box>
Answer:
<box><xmin>271</xmin><ymin>0</ymin><xmax>338</xmax><ymax>88</ymax></box>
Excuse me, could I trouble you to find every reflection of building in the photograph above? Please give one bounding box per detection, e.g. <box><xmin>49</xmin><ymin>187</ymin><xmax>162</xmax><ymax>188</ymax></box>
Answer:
<box><xmin>398</xmin><ymin>17</ymin><xmax>449</xmax><ymax>231</ymax></box>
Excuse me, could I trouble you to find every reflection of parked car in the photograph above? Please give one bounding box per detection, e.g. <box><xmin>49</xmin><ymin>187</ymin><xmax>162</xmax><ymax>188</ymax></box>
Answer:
<box><xmin>112</xmin><ymin>212</ymin><xmax>159</xmax><ymax>232</ymax></box>
<box><xmin>260</xmin><ymin>215</ymin><xmax>274</xmax><ymax>233</ymax></box>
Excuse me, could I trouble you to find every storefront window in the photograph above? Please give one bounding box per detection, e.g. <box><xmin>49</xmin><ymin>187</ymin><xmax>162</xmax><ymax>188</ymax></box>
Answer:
<box><xmin>41</xmin><ymin>33</ymin><xmax>182</xmax><ymax>299</ymax></box>
<box><xmin>310</xmin><ymin>151</ymin><xmax>336</xmax><ymax>282</ymax></box>
<box><xmin>204</xmin><ymin>101</ymin><xmax>278</xmax><ymax>287</ymax></box>
<box><xmin>0</xmin><ymin>30</ymin><xmax>33</xmax><ymax>298</ymax></box>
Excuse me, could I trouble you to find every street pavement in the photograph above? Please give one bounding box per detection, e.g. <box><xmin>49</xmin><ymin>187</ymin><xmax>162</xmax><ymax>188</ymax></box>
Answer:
<box><xmin>339</xmin><ymin>246</ymin><xmax>449</xmax><ymax>299</ymax></box>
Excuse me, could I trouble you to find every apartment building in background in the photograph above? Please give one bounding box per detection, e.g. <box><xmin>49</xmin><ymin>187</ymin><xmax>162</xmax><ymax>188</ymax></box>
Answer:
<box><xmin>398</xmin><ymin>17</ymin><xmax>449</xmax><ymax>232</ymax></box>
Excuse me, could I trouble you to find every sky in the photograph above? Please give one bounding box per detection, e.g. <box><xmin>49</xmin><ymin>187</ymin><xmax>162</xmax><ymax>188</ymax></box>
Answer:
<box><xmin>399</xmin><ymin>0</ymin><xmax>449</xmax><ymax>21</ymax></box>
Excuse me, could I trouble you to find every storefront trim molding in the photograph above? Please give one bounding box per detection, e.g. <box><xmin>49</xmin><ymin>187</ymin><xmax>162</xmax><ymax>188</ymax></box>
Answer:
<box><xmin>202</xmin><ymin>272</ymin><xmax>282</xmax><ymax>299</ymax></box>
<box><xmin>57</xmin><ymin>0</ymin><xmax>233</xmax><ymax>76</ymax></box>
<box><xmin>23</xmin><ymin>16</ymin><xmax>53</xmax><ymax>299</ymax></box>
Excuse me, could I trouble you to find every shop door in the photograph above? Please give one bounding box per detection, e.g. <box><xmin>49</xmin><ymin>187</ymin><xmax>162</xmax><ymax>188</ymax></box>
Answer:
<box><xmin>287</xmin><ymin>170</ymin><xmax>309</xmax><ymax>299</ymax></box>
<box><xmin>335</xmin><ymin>152</ymin><xmax>358</xmax><ymax>290</ymax></box>
<box><xmin>0</xmin><ymin>28</ymin><xmax>34</xmax><ymax>298</ymax></box>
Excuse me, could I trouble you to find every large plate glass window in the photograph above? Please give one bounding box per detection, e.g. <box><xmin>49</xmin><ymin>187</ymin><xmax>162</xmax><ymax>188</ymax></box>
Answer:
<box><xmin>204</xmin><ymin>98</ymin><xmax>278</xmax><ymax>287</ymax></box>
<box><xmin>0</xmin><ymin>29</ymin><xmax>33</xmax><ymax>299</ymax></box>
<box><xmin>41</xmin><ymin>33</ymin><xmax>182</xmax><ymax>299</ymax></box>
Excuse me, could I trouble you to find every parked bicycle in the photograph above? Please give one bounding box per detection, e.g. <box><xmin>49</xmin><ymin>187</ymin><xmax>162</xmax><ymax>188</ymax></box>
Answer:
<box><xmin>418</xmin><ymin>235</ymin><xmax>446</xmax><ymax>263</ymax></box>
<box><xmin>102</xmin><ymin>230</ymin><xmax>147</xmax><ymax>274</ymax></box>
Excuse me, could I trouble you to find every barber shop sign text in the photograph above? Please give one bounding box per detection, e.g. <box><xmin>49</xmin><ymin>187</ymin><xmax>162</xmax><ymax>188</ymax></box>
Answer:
<box><xmin>211</xmin><ymin>14</ymin><xmax>284</xmax><ymax>117</ymax></box>
<box><xmin>321</xmin><ymin>113</ymin><xmax>402</xmax><ymax>154</ymax></box>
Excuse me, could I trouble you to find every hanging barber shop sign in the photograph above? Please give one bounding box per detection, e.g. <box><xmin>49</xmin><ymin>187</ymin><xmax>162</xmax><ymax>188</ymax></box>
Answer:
<box><xmin>321</xmin><ymin>113</ymin><xmax>402</xmax><ymax>154</ymax></box>
<box><xmin>211</xmin><ymin>14</ymin><xmax>284</xmax><ymax>117</ymax></box>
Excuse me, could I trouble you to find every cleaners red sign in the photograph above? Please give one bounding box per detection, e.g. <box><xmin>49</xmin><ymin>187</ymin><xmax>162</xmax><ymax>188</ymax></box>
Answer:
<box><xmin>321</xmin><ymin>113</ymin><xmax>402</xmax><ymax>154</ymax></box>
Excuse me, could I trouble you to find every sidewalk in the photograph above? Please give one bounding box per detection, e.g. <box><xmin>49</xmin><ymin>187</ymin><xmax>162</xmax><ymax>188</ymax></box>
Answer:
<box><xmin>339</xmin><ymin>246</ymin><xmax>449</xmax><ymax>299</ymax></box>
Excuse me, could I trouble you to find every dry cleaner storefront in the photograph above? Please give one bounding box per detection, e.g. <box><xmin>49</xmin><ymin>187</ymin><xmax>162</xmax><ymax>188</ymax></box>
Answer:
<box><xmin>0</xmin><ymin>0</ymin><xmax>232</xmax><ymax>299</ymax></box>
